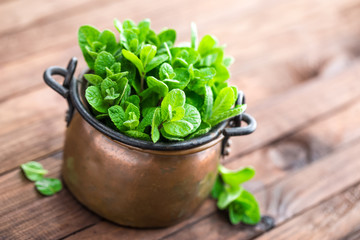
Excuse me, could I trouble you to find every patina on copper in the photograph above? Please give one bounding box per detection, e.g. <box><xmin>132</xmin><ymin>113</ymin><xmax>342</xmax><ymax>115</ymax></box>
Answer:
<box><xmin>43</xmin><ymin>58</ymin><xmax>257</xmax><ymax>228</ymax></box>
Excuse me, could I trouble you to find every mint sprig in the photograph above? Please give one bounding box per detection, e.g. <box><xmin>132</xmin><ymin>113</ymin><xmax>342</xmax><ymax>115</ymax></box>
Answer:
<box><xmin>79</xmin><ymin>19</ymin><xmax>246</xmax><ymax>143</ymax></box>
<box><xmin>211</xmin><ymin>165</ymin><xmax>261</xmax><ymax>225</ymax></box>
<box><xmin>21</xmin><ymin>161</ymin><xmax>62</xmax><ymax>196</ymax></box>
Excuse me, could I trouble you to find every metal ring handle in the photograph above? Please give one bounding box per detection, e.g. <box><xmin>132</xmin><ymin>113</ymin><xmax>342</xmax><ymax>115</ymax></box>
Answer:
<box><xmin>223</xmin><ymin>113</ymin><xmax>257</xmax><ymax>137</ymax></box>
<box><xmin>43</xmin><ymin>57</ymin><xmax>78</xmax><ymax>126</ymax></box>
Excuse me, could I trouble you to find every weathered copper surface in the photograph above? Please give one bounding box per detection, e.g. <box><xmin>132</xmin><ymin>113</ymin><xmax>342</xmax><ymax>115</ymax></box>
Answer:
<box><xmin>63</xmin><ymin>112</ymin><xmax>223</xmax><ymax>228</ymax></box>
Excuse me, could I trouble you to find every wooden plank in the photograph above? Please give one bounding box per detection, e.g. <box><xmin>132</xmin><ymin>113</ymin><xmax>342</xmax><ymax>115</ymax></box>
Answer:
<box><xmin>0</xmin><ymin>87</ymin><xmax>67</xmax><ymax>173</ymax></box>
<box><xmin>0</xmin><ymin>0</ymin><xmax>109</xmax><ymax>36</ymax></box>
<box><xmin>65</xmin><ymin>97</ymin><xmax>360</xmax><ymax>239</ymax></box>
<box><xmin>255</xmin><ymin>183</ymin><xmax>360</xmax><ymax>240</ymax></box>
<box><xmin>2</xmin><ymin>0</ymin><xmax>359</xmax><ymax>104</ymax></box>
<box><xmin>226</xmin><ymin>59</ymin><xmax>360</xmax><ymax>161</ymax></box>
<box><xmin>0</xmin><ymin>152</ymin><xmax>100</xmax><ymax>239</ymax></box>
<box><xmin>162</xmin><ymin>139</ymin><xmax>360</xmax><ymax>240</ymax></box>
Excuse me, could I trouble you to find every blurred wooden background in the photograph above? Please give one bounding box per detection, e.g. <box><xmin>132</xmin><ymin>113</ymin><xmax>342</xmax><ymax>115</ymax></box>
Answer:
<box><xmin>1</xmin><ymin>0</ymin><xmax>360</xmax><ymax>239</ymax></box>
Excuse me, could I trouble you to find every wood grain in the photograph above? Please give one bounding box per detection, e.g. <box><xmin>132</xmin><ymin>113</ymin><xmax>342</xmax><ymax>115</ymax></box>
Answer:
<box><xmin>164</xmin><ymin>139</ymin><xmax>360</xmax><ymax>240</ymax></box>
<box><xmin>0</xmin><ymin>153</ymin><xmax>100</xmax><ymax>240</ymax></box>
<box><xmin>255</xmin><ymin>183</ymin><xmax>360</xmax><ymax>240</ymax></box>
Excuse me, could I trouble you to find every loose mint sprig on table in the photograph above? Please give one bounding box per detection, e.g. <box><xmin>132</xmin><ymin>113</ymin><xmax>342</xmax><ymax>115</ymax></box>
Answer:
<box><xmin>211</xmin><ymin>164</ymin><xmax>261</xmax><ymax>225</ymax></box>
<box><xmin>21</xmin><ymin>161</ymin><xmax>62</xmax><ymax>196</ymax></box>
<box><xmin>78</xmin><ymin>19</ymin><xmax>246</xmax><ymax>143</ymax></box>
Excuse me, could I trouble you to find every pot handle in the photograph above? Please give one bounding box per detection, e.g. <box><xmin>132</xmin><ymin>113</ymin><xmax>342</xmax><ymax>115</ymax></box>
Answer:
<box><xmin>221</xmin><ymin>91</ymin><xmax>257</xmax><ymax>155</ymax></box>
<box><xmin>43</xmin><ymin>57</ymin><xmax>78</xmax><ymax>126</ymax></box>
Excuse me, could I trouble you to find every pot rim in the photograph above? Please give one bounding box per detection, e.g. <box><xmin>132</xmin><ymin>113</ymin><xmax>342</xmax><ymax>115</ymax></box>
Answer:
<box><xmin>44</xmin><ymin>57</ymin><xmax>257</xmax><ymax>152</ymax></box>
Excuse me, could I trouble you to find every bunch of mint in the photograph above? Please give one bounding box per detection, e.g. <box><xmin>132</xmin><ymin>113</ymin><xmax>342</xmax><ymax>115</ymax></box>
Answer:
<box><xmin>78</xmin><ymin>19</ymin><xmax>246</xmax><ymax>142</ymax></box>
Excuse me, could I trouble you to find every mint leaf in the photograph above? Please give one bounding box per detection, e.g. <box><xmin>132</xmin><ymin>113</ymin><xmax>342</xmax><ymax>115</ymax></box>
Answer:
<box><xmin>229</xmin><ymin>190</ymin><xmax>261</xmax><ymax>225</ymax></box>
<box><xmin>84</xmin><ymin>74</ymin><xmax>103</xmax><ymax>85</ymax></box>
<box><xmin>21</xmin><ymin>161</ymin><xmax>48</xmax><ymax>181</ymax></box>
<box><xmin>202</xmin><ymin>85</ymin><xmax>213</xmax><ymax>120</ymax></box>
<box><xmin>137</xmin><ymin>107</ymin><xmax>156</xmax><ymax>132</ymax></box>
<box><xmin>140</xmin><ymin>45</ymin><xmax>157</xmax><ymax>68</ymax></box>
<box><xmin>182</xmin><ymin>104</ymin><xmax>201</xmax><ymax>133</ymax></box>
<box><xmin>161</xmin><ymin>89</ymin><xmax>186</xmax><ymax>121</ymax></box>
<box><xmin>186</xmin><ymin>121</ymin><xmax>211</xmax><ymax>139</ymax></box>
<box><xmin>219</xmin><ymin>165</ymin><xmax>255</xmax><ymax>187</ymax></box>
<box><xmin>151</xmin><ymin>107</ymin><xmax>162</xmax><ymax>143</ymax></box>
<box><xmin>98</xmin><ymin>30</ymin><xmax>118</xmax><ymax>54</ymax></box>
<box><xmin>95</xmin><ymin>51</ymin><xmax>116</xmax><ymax>78</ymax></box>
<box><xmin>211</xmin><ymin>175</ymin><xmax>224</xmax><ymax>199</ymax></box>
<box><xmin>122</xmin><ymin>49</ymin><xmax>145</xmax><ymax>78</ymax></box>
<box><xmin>159</xmin><ymin>63</ymin><xmax>176</xmax><ymax>80</ymax></box>
<box><xmin>85</xmin><ymin>86</ymin><xmax>109</xmax><ymax>113</ymax></box>
<box><xmin>217</xmin><ymin>185</ymin><xmax>243</xmax><ymax>210</ymax></box>
<box><xmin>78</xmin><ymin>25</ymin><xmax>100</xmax><ymax>69</ymax></box>
<box><xmin>108</xmin><ymin>105</ymin><xmax>126</xmax><ymax>130</ymax></box>
<box><xmin>125</xmin><ymin>130</ymin><xmax>150</xmax><ymax>141</ymax></box>
<box><xmin>191</xmin><ymin>22</ymin><xmax>198</xmax><ymax>49</ymax></box>
<box><xmin>35</xmin><ymin>178</ymin><xmax>62</xmax><ymax>196</ymax></box>
<box><xmin>138</xmin><ymin>19</ymin><xmax>151</xmax><ymax>43</ymax></box>
<box><xmin>208</xmin><ymin>104</ymin><xmax>246</xmax><ymax>127</ymax></box>
<box><xmin>160</xmin><ymin>128</ymin><xmax>184</xmax><ymax>141</ymax></box>
<box><xmin>158</xmin><ymin>29</ymin><xmax>176</xmax><ymax>47</ymax></box>
<box><xmin>144</xmin><ymin>54</ymin><xmax>169</xmax><ymax>73</ymax></box>
<box><xmin>198</xmin><ymin>35</ymin><xmax>217</xmax><ymax>56</ymax></box>
<box><xmin>211</xmin><ymin>87</ymin><xmax>236</xmax><ymax>116</ymax></box>
<box><xmin>163</xmin><ymin>120</ymin><xmax>193</xmax><ymax>137</ymax></box>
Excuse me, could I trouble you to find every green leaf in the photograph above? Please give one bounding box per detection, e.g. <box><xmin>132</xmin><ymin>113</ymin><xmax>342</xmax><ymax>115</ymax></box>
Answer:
<box><xmin>122</xmin><ymin>49</ymin><xmax>145</xmax><ymax>77</ymax></box>
<box><xmin>35</xmin><ymin>178</ymin><xmax>62</xmax><ymax>196</ymax></box>
<box><xmin>229</xmin><ymin>190</ymin><xmax>261</xmax><ymax>225</ymax></box>
<box><xmin>191</xmin><ymin>22</ymin><xmax>198</xmax><ymax>49</ymax></box>
<box><xmin>125</xmin><ymin>130</ymin><xmax>151</xmax><ymax>141</ymax></box>
<box><xmin>78</xmin><ymin>25</ymin><xmax>100</xmax><ymax>69</ymax></box>
<box><xmin>85</xmin><ymin>86</ymin><xmax>109</xmax><ymax>113</ymax></box>
<box><xmin>218</xmin><ymin>165</ymin><xmax>255</xmax><ymax>187</ymax></box>
<box><xmin>163</xmin><ymin>120</ymin><xmax>193</xmax><ymax>137</ymax></box>
<box><xmin>165</xmin><ymin>68</ymin><xmax>190</xmax><ymax>90</ymax></box>
<box><xmin>202</xmin><ymin>85</ymin><xmax>213</xmax><ymax>120</ymax></box>
<box><xmin>144</xmin><ymin>54</ymin><xmax>169</xmax><ymax>73</ymax></box>
<box><xmin>223</xmin><ymin>56</ymin><xmax>234</xmax><ymax>67</ymax></box>
<box><xmin>159</xmin><ymin>63</ymin><xmax>176</xmax><ymax>80</ymax></box>
<box><xmin>182</xmin><ymin>104</ymin><xmax>201</xmax><ymax>133</ymax></box>
<box><xmin>21</xmin><ymin>161</ymin><xmax>48</xmax><ymax>181</ymax></box>
<box><xmin>114</xmin><ymin>18</ymin><xmax>123</xmax><ymax>33</ymax></box>
<box><xmin>213</xmin><ymin>63</ymin><xmax>230</xmax><ymax>83</ymax></box>
<box><xmin>98</xmin><ymin>30</ymin><xmax>118</xmax><ymax>54</ymax></box>
<box><xmin>140</xmin><ymin>44</ymin><xmax>157</xmax><ymax>68</ymax></box>
<box><xmin>198</xmin><ymin>35</ymin><xmax>217</xmax><ymax>56</ymax></box>
<box><xmin>160</xmin><ymin>128</ymin><xmax>184</xmax><ymax>141</ymax></box>
<box><xmin>212</xmin><ymin>87</ymin><xmax>236</xmax><ymax>116</ymax></box>
<box><xmin>151</xmin><ymin>107</ymin><xmax>162</xmax><ymax>143</ymax></box>
<box><xmin>217</xmin><ymin>185</ymin><xmax>243</xmax><ymax>210</ymax></box>
<box><xmin>101</xmin><ymin>78</ymin><xmax>118</xmax><ymax>97</ymax></box>
<box><xmin>146</xmin><ymin>29</ymin><xmax>160</xmax><ymax>47</ymax></box>
<box><xmin>186</xmin><ymin>121</ymin><xmax>211</xmax><ymax>139</ymax></box>
<box><xmin>84</xmin><ymin>74</ymin><xmax>103</xmax><ymax>85</ymax></box>
<box><xmin>125</xmin><ymin>95</ymin><xmax>140</xmax><ymax>109</ymax></box>
<box><xmin>125</xmin><ymin>103</ymin><xmax>140</xmax><ymax>120</ymax></box>
<box><xmin>161</xmin><ymin>89</ymin><xmax>186</xmax><ymax>121</ymax></box>
<box><xmin>158</xmin><ymin>29</ymin><xmax>176</xmax><ymax>46</ymax></box>
<box><xmin>211</xmin><ymin>176</ymin><xmax>224</xmax><ymax>199</ymax></box>
<box><xmin>138</xmin><ymin>19</ymin><xmax>151</xmax><ymax>43</ymax></box>
<box><xmin>123</xmin><ymin>117</ymin><xmax>139</xmax><ymax>130</ymax></box>
<box><xmin>137</xmin><ymin>107</ymin><xmax>156</xmax><ymax>132</ymax></box>
<box><xmin>95</xmin><ymin>51</ymin><xmax>116</xmax><ymax>78</ymax></box>
<box><xmin>108</xmin><ymin>105</ymin><xmax>126</xmax><ymax>130</ymax></box>
<box><xmin>208</xmin><ymin>104</ymin><xmax>246</xmax><ymax>126</ymax></box>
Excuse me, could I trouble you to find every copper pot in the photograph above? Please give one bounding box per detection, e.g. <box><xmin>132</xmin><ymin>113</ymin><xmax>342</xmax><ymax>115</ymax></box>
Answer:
<box><xmin>43</xmin><ymin>58</ymin><xmax>257</xmax><ymax>228</ymax></box>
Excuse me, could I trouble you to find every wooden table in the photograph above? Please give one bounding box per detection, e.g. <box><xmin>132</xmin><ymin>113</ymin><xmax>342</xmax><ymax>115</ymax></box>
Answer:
<box><xmin>1</xmin><ymin>0</ymin><xmax>360</xmax><ymax>239</ymax></box>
